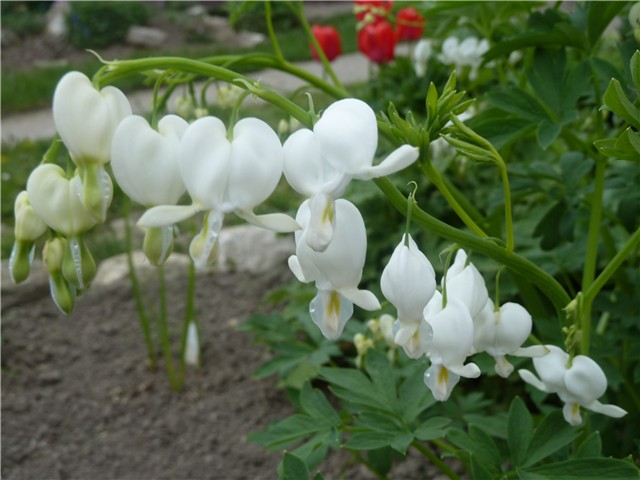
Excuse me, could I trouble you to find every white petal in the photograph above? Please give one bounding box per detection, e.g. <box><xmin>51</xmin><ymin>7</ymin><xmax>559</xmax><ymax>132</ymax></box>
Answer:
<box><xmin>381</xmin><ymin>233</ymin><xmax>436</xmax><ymax>322</ymax></box>
<box><xmin>564</xmin><ymin>355</ymin><xmax>608</xmax><ymax>406</ymax></box>
<box><xmin>353</xmin><ymin>145</ymin><xmax>419</xmax><ymax>180</ymax></box>
<box><xmin>340</xmin><ymin>287</ymin><xmax>381</xmax><ymax>311</ymax></box>
<box><xmin>288</xmin><ymin>255</ymin><xmax>308</xmax><ymax>283</ymax></box>
<box><xmin>424</xmin><ymin>364</ymin><xmax>460</xmax><ymax>401</ymax></box>
<box><xmin>584</xmin><ymin>400</ymin><xmax>627</xmax><ymax>418</ymax></box>
<box><xmin>235</xmin><ymin>210</ymin><xmax>300</xmax><ymax>232</ymax></box>
<box><xmin>26</xmin><ymin>164</ymin><xmax>97</xmax><ymax>236</ymax></box>
<box><xmin>184</xmin><ymin>321</ymin><xmax>200</xmax><ymax>366</ymax></box>
<box><xmin>53</xmin><ymin>71</ymin><xmax>131</xmax><ymax>164</ymax></box>
<box><xmin>179</xmin><ymin>116</ymin><xmax>231</xmax><ymax>209</ymax></box>
<box><xmin>138</xmin><ymin>204</ymin><xmax>202</xmax><ymax>228</ymax></box>
<box><xmin>494</xmin><ymin>355</ymin><xmax>514</xmax><ymax>378</ymax></box>
<box><xmin>314</xmin><ymin>98</ymin><xmax>378</xmax><ymax>175</ymax></box>
<box><xmin>227</xmin><ymin>118</ymin><xmax>283</xmax><ymax>211</ymax></box>
<box><xmin>562</xmin><ymin>402</ymin><xmax>583</xmax><ymax>426</ymax></box>
<box><xmin>427</xmin><ymin>298</ymin><xmax>475</xmax><ymax>369</ymax></box>
<box><xmin>309</xmin><ymin>289</ymin><xmax>353</xmax><ymax>340</ymax></box>
<box><xmin>445</xmin><ymin>253</ymin><xmax>488</xmax><ymax>319</ymax></box>
<box><xmin>518</xmin><ymin>369</ymin><xmax>549</xmax><ymax>392</ymax></box>
<box><xmin>283</xmin><ymin>129</ymin><xmax>344</xmax><ymax>197</ymax></box>
<box><xmin>305</xmin><ymin>192</ymin><xmax>336</xmax><ymax>252</ymax></box>
<box><xmin>448</xmin><ymin>362</ymin><xmax>481</xmax><ymax>378</ymax></box>
<box><xmin>111</xmin><ymin>115</ymin><xmax>187</xmax><ymax>206</ymax></box>
<box><xmin>513</xmin><ymin>345</ymin><xmax>548</xmax><ymax>357</ymax></box>
<box><xmin>189</xmin><ymin>210</ymin><xmax>224</xmax><ymax>269</ymax></box>
<box><xmin>532</xmin><ymin>345</ymin><xmax>570</xmax><ymax>394</ymax></box>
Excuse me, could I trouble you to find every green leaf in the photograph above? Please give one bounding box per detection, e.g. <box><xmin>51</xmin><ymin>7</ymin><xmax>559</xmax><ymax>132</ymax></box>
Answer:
<box><xmin>344</xmin><ymin>431</ymin><xmax>412</xmax><ymax>453</ymax></box>
<box><xmin>507</xmin><ymin>397</ymin><xmax>533</xmax><ymax>467</ymax></box>
<box><xmin>586</xmin><ymin>2</ymin><xmax>625</xmax><ymax>49</ymax></box>
<box><xmin>398</xmin><ymin>363</ymin><xmax>436</xmax><ymax>423</ymax></box>
<box><xmin>320</xmin><ymin>367</ymin><xmax>387</xmax><ymax>412</ymax></box>
<box><xmin>280</xmin><ymin>452</ymin><xmax>310</xmax><ymax>480</ymax></box>
<box><xmin>469</xmin><ymin>425</ymin><xmax>503</xmax><ymax>475</ymax></box>
<box><xmin>367</xmin><ymin>447</ymin><xmax>393</xmax><ymax>478</ymax></box>
<box><xmin>313</xmin><ymin>474</ymin><xmax>325</xmax><ymax>480</ymax></box>
<box><xmin>299</xmin><ymin>383</ymin><xmax>341</xmax><ymax>427</ymax></box>
<box><xmin>523</xmin><ymin>411</ymin><xmax>580</xmax><ymax>467</ymax></box>
<box><xmin>603</xmin><ymin>78</ymin><xmax>640</xmax><ymax>130</ymax></box>
<box><xmin>594</xmin><ymin>128</ymin><xmax>640</xmax><ymax>161</ymax></box>
<box><xmin>528</xmin><ymin>48</ymin><xmax>567</xmax><ymax>117</ymax></box>
<box><xmin>471</xmin><ymin>453</ymin><xmax>497</xmax><ymax>480</ymax></box>
<box><xmin>249</xmin><ymin>414</ymin><xmax>321</xmax><ymax>451</ymax></box>
<box><xmin>463</xmin><ymin>412</ymin><xmax>508</xmax><ymax>439</ymax></box>
<box><xmin>490</xmin><ymin>87</ymin><xmax>549</xmax><ymax>122</ymax></box>
<box><xmin>537</xmin><ymin>119</ymin><xmax>562</xmax><ymax>150</ymax></box>
<box><xmin>364</xmin><ymin>349</ymin><xmax>398</xmax><ymax>414</ymax></box>
<box><xmin>414</xmin><ymin>416</ymin><xmax>451</xmax><ymax>441</ymax></box>
<box><xmin>576</xmin><ymin>431</ymin><xmax>602</xmax><ymax>458</ymax></box>
<box><xmin>519</xmin><ymin>458</ymin><xmax>640</xmax><ymax>480</ymax></box>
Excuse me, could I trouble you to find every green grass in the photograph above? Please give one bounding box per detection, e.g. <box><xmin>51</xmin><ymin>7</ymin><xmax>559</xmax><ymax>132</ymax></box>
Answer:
<box><xmin>1</xmin><ymin>12</ymin><xmax>357</xmax><ymax>115</ymax></box>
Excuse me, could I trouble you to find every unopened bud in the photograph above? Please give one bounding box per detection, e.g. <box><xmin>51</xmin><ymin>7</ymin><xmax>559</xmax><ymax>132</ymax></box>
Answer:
<box><xmin>143</xmin><ymin>226</ymin><xmax>174</xmax><ymax>266</ymax></box>
<box><xmin>14</xmin><ymin>191</ymin><xmax>47</xmax><ymax>241</ymax></box>
<box><xmin>44</xmin><ymin>238</ymin><xmax>76</xmax><ymax>315</ymax></box>
<box><xmin>9</xmin><ymin>240</ymin><xmax>35</xmax><ymax>284</ymax></box>
<box><xmin>175</xmin><ymin>95</ymin><xmax>196</xmax><ymax>120</ymax></box>
<box><xmin>78</xmin><ymin>164</ymin><xmax>113</xmax><ymax>223</ymax></box>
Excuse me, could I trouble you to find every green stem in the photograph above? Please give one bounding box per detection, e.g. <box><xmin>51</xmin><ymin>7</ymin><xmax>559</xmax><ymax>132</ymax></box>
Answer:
<box><xmin>499</xmin><ymin>162</ymin><xmax>515</xmax><ymax>252</ymax></box>
<box><xmin>289</xmin><ymin>0</ymin><xmax>346</xmax><ymax>92</ymax></box>
<box><xmin>156</xmin><ymin>265</ymin><xmax>181</xmax><ymax>391</ymax></box>
<box><xmin>583</xmin><ymin>227</ymin><xmax>640</xmax><ymax>306</ymax></box>
<box><xmin>411</xmin><ymin>440</ymin><xmax>461</xmax><ymax>480</ymax></box>
<box><xmin>123</xmin><ymin>200</ymin><xmax>157</xmax><ymax>370</ymax></box>
<box><xmin>265</xmin><ymin>1</ymin><xmax>284</xmax><ymax>62</ymax></box>
<box><xmin>579</xmin><ymin>157</ymin><xmax>606</xmax><ymax>356</ymax></box>
<box><xmin>374</xmin><ymin>177</ymin><xmax>571</xmax><ymax>314</ymax></box>
<box><xmin>96</xmin><ymin>57</ymin><xmax>314</xmax><ymax>128</ymax></box>
<box><xmin>418</xmin><ymin>161</ymin><xmax>488</xmax><ymax>239</ymax></box>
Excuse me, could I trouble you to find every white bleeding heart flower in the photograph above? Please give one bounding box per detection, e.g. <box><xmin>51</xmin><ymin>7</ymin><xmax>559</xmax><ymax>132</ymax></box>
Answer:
<box><xmin>444</xmin><ymin>249</ymin><xmax>488</xmax><ymax>319</ymax></box>
<box><xmin>111</xmin><ymin>114</ymin><xmax>188</xmax><ymax>207</ymax></box>
<box><xmin>424</xmin><ymin>294</ymin><xmax>480</xmax><ymax>401</ymax></box>
<box><xmin>380</xmin><ymin>234</ymin><xmax>436</xmax><ymax>358</ymax></box>
<box><xmin>26</xmin><ymin>164</ymin><xmax>101</xmax><ymax>237</ymax></box>
<box><xmin>413</xmin><ymin>39</ymin><xmax>433</xmax><ymax>77</ymax></box>
<box><xmin>283</xmin><ymin>98</ymin><xmax>418</xmax><ymax>251</ymax></box>
<box><xmin>184</xmin><ymin>321</ymin><xmax>200</xmax><ymax>367</ymax></box>
<box><xmin>138</xmin><ymin>116</ymin><xmax>298</xmax><ymax>269</ymax></box>
<box><xmin>53</xmin><ymin>71</ymin><xmax>131</xmax><ymax>222</ymax></box>
<box><xmin>288</xmin><ymin>199</ymin><xmax>380</xmax><ymax>339</ymax></box>
<box><xmin>473</xmin><ymin>299</ymin><xmax>547</xmax><ymax>377</ymax></box>
<box><xmin>518</xmin><ymin>345</ymin><xmax>627</xmax><ymax>426</ymax></box>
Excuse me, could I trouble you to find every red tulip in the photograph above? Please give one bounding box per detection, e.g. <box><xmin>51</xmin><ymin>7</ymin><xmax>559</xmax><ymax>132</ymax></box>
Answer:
<box><xmin>310</xmin><ymin>25</ymin><xmax>342</xmax><ymax>62</ymax></box>
<box><xmin>354</xmin><ymin>0</ymin><xmax>393</xmax><ymax>24</ymax></box>
<box><xmin>395</xmin><ymin>7</ymin><xmax>425</xmax><ymax>41</ymax></box>
<box><xmin>358</xmin><ymin>20</ymin><xmax>396</xmax><ymax>64</ymax></box>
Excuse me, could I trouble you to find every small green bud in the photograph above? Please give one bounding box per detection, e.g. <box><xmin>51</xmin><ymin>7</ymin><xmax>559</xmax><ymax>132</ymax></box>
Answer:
<box><xmin>62</xmin><ymin>236</ymin><xmax>96</xmax><ymax>290</ymax></box>
<box><xmin>49</xmin><ymin>271</ymin><xmax>76</xmax><ymax>315</ymax></box>
<box><xmin>43</xmin><ymin>237</ymin><xmax>67</xmax><ymax>274</ymax></box>
<box><xmin>175</xmin><ymin>95</ymin><xmax>196</xmax><ymax>120</ymax></box>
<box><xmin>14</xmin><ymin>191</ymin><xmax>48</xmax><ymax>241</ymax></box>
<box><xmin>143</xmin><ymin>226</ymin><xmax>174</xmax><ymax>267</ymax></box>
<box><xmin>78</xmin><ymin>164</ymin><xmax>113</xmax><ymax>223</ymax></box>
<box><xmin>9</xmin><ymin>240</ymin><xmax>35</xmax><ymax>284</ymax></box>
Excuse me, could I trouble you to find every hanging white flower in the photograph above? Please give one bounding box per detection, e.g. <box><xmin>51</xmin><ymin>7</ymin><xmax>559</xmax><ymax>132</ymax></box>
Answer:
<box><xmin>283</xmin><ymin>98</ymin><xmax>418</xmax><ymax>251</ymax></box>
<box><xmin>380</xmin><ymin>234</ymin><xmax>436</xmax><ymax>358</ymax></box>
<box><xmin>138</xmin><ymin>116</ymin><xmax>298</xmax><ymax>269</ymax></box>
<box><xmin>518</xmin><ymin>345</ymin><xmax>627</xmax><ymax>426</ymax></box>
<box><xmin>473</xmin><ymin>299</ymin><xmax>547</xmax><ymax>377</ymax></box>
<box><xmin>444</xmin><ymin>249</ymin><xmax>488</xmax><ymax>319</ymax></box>
<box><xmin>424</xmin><ymin>293</ymin><xmax>480</xmax><ymax>401</ymax></box>
<box><xmin>10</xmin><ymin>191</ymin><xmax>49</xmax><ymax>284</ymax></box>
<box><xmin>52</xmin><ymin>71</ymin><xmax>131</xmax><ymax>222</ymax></box>
<box><xmin>288</xmin><ymin>199</ymin><xmax>380</xmax><ymax>339</ymax></box>
<box><xmin>413</xmin><ymin>39</ymin><xmax>433</xmax><ymax>77</ymax></box>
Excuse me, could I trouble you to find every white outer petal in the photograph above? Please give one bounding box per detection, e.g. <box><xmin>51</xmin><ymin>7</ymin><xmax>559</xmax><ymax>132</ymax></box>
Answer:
<box><xmin>53</xmin><ymin>71</ymin><xmax>131</xmax><ymax>164</ymax></box>
<box><xmin>564</xmin><ymin>355</ymin><xmax>608</xmax><ymax>406</ymax></box>
<box><xmin>227</xmin><ymin>117</ymin><xmax>283</xmax><ymax>211</ymax></box>
<box><xmin>26</xmin><ymin>164</ymin><xmax>97</xmax><ymax>236</ymax></box>
<box><xmin>426</xmin><ymin>298</ymin><xmax>475</xmax><ymax>371</ymax></box>
<box><xmin>532</xmin><ymin>345</ymin><xmax>569</xmax><ymax>394</ymax></box>
<box><xmin>179</xmin><ymin>116</ymin><xmax>230</xmax><ymax>209</ymax></box>
<box><xmin>111</xmin><ymin>114</ymin><xmax>188</xmax><ymax>206</ymax></box>
<box><xmin>314</xmin><ymin>98</ymin><xmax>378</xmax><ymax>175</ymax></box>
<box><xmin>353</xmin><ymin>145</ymin><xmax>419</xmax><ymax>180</ymax></box>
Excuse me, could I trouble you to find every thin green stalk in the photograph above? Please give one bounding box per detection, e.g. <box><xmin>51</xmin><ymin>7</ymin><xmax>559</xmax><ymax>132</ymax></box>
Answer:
<box><xmin>411</xmin><ymin>440</ymin><xmax>461</xmax><ymax>480</ymax></box>
<box><xmin>440</xmin><ymin>176</ymin><xmax>488</xmax><ymax>231</ymax></box>
<box><xmin>583</xmin><ymin>227</ymin><xmax>640</xmax><ymax>306</ymax></box>
<box><xmin>499</xmin><ymin>163</ymin><xmax>515</xmax><ymax>252</ymax></box>
<box><xmin>418</xmin><ymin>161</ymin><xmax>488</xmax><ymax>239</ymax></box>
<box><xmin>265</xmin><ymin>1</ymin><xmax>284</xmax><ymax>62</ymax></box>
<box><xmin>374</xmin><ymin>176</ymin><xmax>571</xmax><ymax>314</ymax></box>
<box><xmin>288</xmin><ymin>0</ymin><xmax>346</xmax><ymax>92</ymax></box>
<box><xmin>579</xmin><ymin>157</ymin><xmax>607</xmax><ymax>356</ymax></box>
<box><xmin>123</xmin><ymin>201</ymin><xmax>157</xmax><ymax>370</ymax></box>
<box><xmin>156</xmin><ymin>265</ymin><xmax>181</xmax><ymax>391</ymax></box>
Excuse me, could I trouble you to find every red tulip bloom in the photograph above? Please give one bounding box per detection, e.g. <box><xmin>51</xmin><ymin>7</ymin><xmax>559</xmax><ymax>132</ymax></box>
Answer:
<box><xmin>310</xmin><ymin>25</ymin><xmax>342</xmax><ymax>62</ymax></box>
<box><xmin>358</xmin><ymin>20</ymin><xmax>396</xmax><ymax>64</ymax></box>
<box><xmin>396</xmin><ymin>7</ymin><xmax>425</xmax><ymax>41</ymax></box>
<box><xmin>354</xmin><ymin>0</ymin><xmax>393</xmax><ymax>24</ymax></box>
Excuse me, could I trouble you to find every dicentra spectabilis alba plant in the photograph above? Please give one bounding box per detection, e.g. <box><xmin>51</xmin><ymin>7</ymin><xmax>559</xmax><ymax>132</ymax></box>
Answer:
<box><xmin>288</xmin><ymin>198</ymin><xmax>380</xmax><ymax>339</ymax></box>
<box><xmin>283</xmin><ymin>98</ymin><xmax>418</xmax><ymax>252</ymax></box>
<box><xmin>111</xmin><ymin>114</ymin><xmax>189</xmax><ymax>266</ymax></box>
<box><xmin>518</xmin><ymin>345</ymin><xmax>627</xmax><ymax>426</ymax></box>
<box><xmin>443</xmin><ymin>249</ymin><xmax>489</xmax><ymax>320</ymax></box>
<box><xmin>139</xmin><ymin>116</ymin><xmax>298</xmax><ymax>269</ymax></box>
<box><xmin>53</xmin><ymin>71</ymin><xmax>131</xmax><ymax>222</ymax></box>
<box><xmin>380</xmin><ymin>233</ymin><xmax>436</xmax><ymax>358</ymax></box>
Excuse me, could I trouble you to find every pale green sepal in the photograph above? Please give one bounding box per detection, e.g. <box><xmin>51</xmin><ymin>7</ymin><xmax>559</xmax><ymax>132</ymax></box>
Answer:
<box><xmin>138</xmin><ymin>204</ymin><xmax>202</xmax><ymax>228</ymax></box>
<box><xmin>9</xmin><ymin>240</ymin><xmax>35</xmax><ymax>284</ymax></box>
<box><xmin>143</xmin><ymin>226</ymin><xmax>174</xmax><ymax>266</ymax></box>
